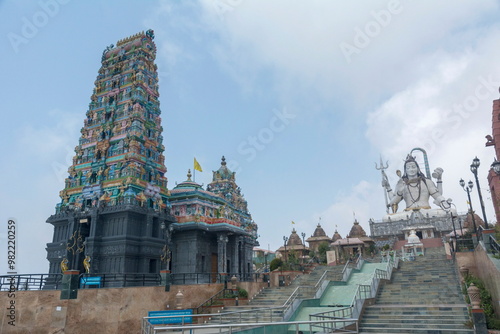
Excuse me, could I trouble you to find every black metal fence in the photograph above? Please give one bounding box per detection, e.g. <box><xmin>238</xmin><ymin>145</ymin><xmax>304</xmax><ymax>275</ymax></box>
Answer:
<box><xmin>456</xmin><ymin>238</ymin><xmax>475</xmax><ymax>252</ymax></box>
<box><xmin>170</xmin><ymin>272</ymin><xmax>263</xmax><ymax>285</ymax></box>
<box><xmin>0</xmin><ymin>271</ymin><xmax>265</xmax><ymax>291</ymax></box>
<box><xmin>79</xmin><ymin>273</ymin><xmax>161</xmax><ymax>288</ymax></box>
<box><xmin>0</xmin><ymin>274</ymin><xmax>63</xmax><ymax>291</ymax></box>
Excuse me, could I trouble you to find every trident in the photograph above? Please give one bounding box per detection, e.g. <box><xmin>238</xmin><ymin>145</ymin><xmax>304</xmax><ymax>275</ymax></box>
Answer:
<box><xmin>375</xmin><ymin>156</ymin><xmax>390</xmax><ymax>214</ymax></box>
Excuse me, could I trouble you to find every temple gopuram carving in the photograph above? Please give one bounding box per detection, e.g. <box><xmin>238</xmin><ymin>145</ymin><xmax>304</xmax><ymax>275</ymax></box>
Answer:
<box><xmin>45</xmin><ymin>31</ymin><xmax>258</xmax><ymax>286</ymax></box>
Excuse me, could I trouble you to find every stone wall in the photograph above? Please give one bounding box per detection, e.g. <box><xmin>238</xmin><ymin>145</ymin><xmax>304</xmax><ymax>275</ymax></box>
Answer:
<box><xmin>0</xmin><ymin>282</ymin><xmax>254</xmax><ymax>333</ymax></box>
<box><xmin>456</xmin><ymin>245</ymin><xmax>500</xmax><ymax>317</ymax></box>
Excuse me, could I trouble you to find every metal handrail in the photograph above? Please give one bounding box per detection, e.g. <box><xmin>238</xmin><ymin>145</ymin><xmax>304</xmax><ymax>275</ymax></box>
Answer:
<box><xmin>194</xmin><ymin>288</ymin><xmax>234</xmax><ymax>315</ymax></box>
<box><xmin>342</xmin><ymin>267</ymin><xmax>352</xmax><ymax>282</ymax></box>
<box><xmin>143</xmin><ymin>318</ymin><xmax>358</xmax><ymax>334</ymax></box>
<box><xmin>315</xmin><ymin>270</ymin><xmax>329</xmax><ymax>290</ymax></box>
<box><xmin>341</xmin><ymin>259</ymin><xmax>350</xmax><ymax>275</ymax></box>
<box><xmin>490</xmin><ymin>235</ymin><xmax>500</xmax><ymax>254</ymax></box>
<box><xmin>78</xmin><ymin>272</ymin><xmax>161</xmax><ymax>288</ymax></box>
<box><xmin>0</xmin><ymin>273</ymin><xmax>63</xmax><ymax>291</ymax></box>
<box><xmin>282</xmin><ymin>286</ymin><xmax>301</xmax><ymax>315</ymax></box>
<box><xmin>355</xmin><ymin>256</ymin><xmax>364</xmax><ymax>270</ymax></box>
<box><xmin>142</xmin><ymin>307</ymin><xmax>288</xmax><ymax>333</ymax></box>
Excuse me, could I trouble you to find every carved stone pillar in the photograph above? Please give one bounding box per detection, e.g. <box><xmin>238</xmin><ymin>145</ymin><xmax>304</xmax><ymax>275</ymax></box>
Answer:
<box><xmin>217</xmin><ymin>233</ymin><xmax>228</xmax><ymax>274</ymax></box>
<box><xmin>233</xmin><ymin>237</ymin><xmax>240</xmax><ymax>275</ymax></box>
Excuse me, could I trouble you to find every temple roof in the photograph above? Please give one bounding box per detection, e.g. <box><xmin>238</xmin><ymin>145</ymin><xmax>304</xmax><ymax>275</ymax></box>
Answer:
<box><xmin>288</xmin><ymin>228</ymin><xmax>303</xmax><ymax>246</ymax></box>
<box><xmin>348</xmin><ymin>220</ymin><xmax>367</xmax><ymax>238</ymax></box>
<box><xmin>171</xmin><ymin>169</ymin><xmax>203</xmax><ymax>192</ymax></box>
<box><xmin>463</xmin><ymin>211</ymin><xmax>486</xmax><ymax>229</ymax></box>
<box><xmin>103</xmin><ymin>30</ymin><xmax>156</xmax><ymax>60</ymax></box>
<box><xmin>332</xmin><ymin>230</ymin><xmax>342</xmax><ymax>241</ymax></box>
<box><xmin>331</xmin><ymin>237</ymin><xmax>364</xmax><ymax>246</ymax></box>
<box><xmin>306</xmin><ymin>223</ymin><xmax>332</xmax><ymax>243</ymax></box>
<box><xmin>276</xmin><ymin>228</ymin><xmax>309</xmax><ymax>252</ymax></box>
<box><xmin>212</xmin><ymin>156</ymin><xmax>235</xmax><ymax>181</ymax></box>
<box><xmin>312</xmin><ymin>223</ymin><xmax>327</xmax><ymax>237</ymax></box>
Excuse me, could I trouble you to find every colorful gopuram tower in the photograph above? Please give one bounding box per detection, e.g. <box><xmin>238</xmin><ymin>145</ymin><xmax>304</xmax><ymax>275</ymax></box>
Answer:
<box><xmin>45</xmin><ymin>30</ymin><xmax>176</xmax><ymax>284</ymax></box>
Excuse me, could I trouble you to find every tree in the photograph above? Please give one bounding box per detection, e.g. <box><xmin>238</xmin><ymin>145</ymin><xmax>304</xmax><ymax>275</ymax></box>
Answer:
<box><xmin>317</xmin><ymin>242</ymin><xmax>330</xmax><ymax>264</ymax></box>
<box><xmin>269</xmin><ymin>258</ymin><xmax>283</xmax><ymax>271</ymax></box>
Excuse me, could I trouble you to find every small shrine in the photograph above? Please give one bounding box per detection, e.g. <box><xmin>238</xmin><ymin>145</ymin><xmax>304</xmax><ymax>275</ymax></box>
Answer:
<box><xmin>277</xmin><ymin>229</ymin><xmax>309</xmax><ymax>263</ymax></box>
<box><xmin>401</xmin><ymin>230</ymin><xmax>424</xmax><ymax>261</ymax></box>
<box><xmin>306</xmin><ymin>223</ymin><xmax>331</xmax><ymax>253</ymax></box>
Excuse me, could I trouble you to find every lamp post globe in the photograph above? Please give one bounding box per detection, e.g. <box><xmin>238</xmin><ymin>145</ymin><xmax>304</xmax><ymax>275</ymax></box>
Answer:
<box><xmin>460</xmin><ymin>178</ymin><xmax>478</xmax><ymax>237</ymax></box>
<box><xmin>491</xmin><ymin>159</ymin><xmax>500</xmax><ymax>175</ymax></box>
<box><xmin>470</xmin><ymin>157</ymin><xmax>489</xmax><ymax>228</ymax></box>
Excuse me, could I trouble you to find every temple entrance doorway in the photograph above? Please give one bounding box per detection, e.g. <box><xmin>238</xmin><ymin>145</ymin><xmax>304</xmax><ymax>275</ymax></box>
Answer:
<box><xmin>416</xmin><ymin>231</ymin><xmax>423</xmax><ymax>239</ymax></box>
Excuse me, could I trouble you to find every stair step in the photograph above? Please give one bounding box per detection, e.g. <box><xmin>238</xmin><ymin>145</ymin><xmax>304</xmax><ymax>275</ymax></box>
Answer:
<box><xmin>359</xmin><ymin>327</ymin><xmax>474</xmax><ymax>333</ymax></box>
<box><xmin>359</xmin><ymin>250</ymin><xmax>471</xmax><ymax>334</ymax></box>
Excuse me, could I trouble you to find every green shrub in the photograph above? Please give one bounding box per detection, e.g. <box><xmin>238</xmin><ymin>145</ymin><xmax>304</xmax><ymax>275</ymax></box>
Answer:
<box><xmin>269</xmin><ymin>258</ymin><xmax>283</xmax><ymax>271</ymax></box>
<box><xmin>237</xmin><ymin>287</ymin><xmax>248</xmax><ymax>298</ymax></box>
<box><xmin>464</xmin><ymin>275</ymin><xmax>500</xmax><ymax>329</ymax></box>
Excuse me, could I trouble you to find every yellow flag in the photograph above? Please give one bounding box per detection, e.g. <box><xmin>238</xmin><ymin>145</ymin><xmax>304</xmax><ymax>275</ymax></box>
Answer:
<box><xmin>194</xmin><ymin>158</ymin><xmax>203</xmax><ymax>172</ymax></box>
<box><xmin>291</xmin><ymin>221</ymin><xmax>295</xmax><ymax>225</ymax></box>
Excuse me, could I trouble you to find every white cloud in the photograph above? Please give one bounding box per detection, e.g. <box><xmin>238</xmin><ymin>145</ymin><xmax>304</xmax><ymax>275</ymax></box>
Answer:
<box><xmin>196</xmin><ymin>0</ymin><xmax>498</xmax><ymax>105</ymax></box>
<box><xmin>300</xmin><ymin>180</ymin><xmax>382</xmax><ymax>239</ymax></box>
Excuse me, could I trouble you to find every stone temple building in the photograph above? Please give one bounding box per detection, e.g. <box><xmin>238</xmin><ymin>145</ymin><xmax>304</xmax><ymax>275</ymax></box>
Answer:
<box><xmin>277</xmin><ymin>228</ymin><xmax>309</xmax><ymax>262</ymax></box>
<box><xmin>45</xmin><ymin>31</ymin><xmax>258</xmax><ymax>286</ymax></box>
<box><xmin>168</xmin><ymin>158</ymin><xmax>258</xmax><ymax>283</ymax></box>
<box><xmin>306</xmin><ymin>224</ymin><xmax>331</xmax><ymax>253</ymax></box>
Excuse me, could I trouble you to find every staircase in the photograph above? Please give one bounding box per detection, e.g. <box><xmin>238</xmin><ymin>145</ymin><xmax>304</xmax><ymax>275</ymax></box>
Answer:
<box><xmin>359</xmin><ymin>247</ymin><xmax>473</xmax><ymax>333</ymax></box>
<box><xmin>247</xmin><ymin>265</ymin><xmax>342</xmax><ymax>307</ymax></box>
<box><xmin>208</xmin><ymin>265</ymin><xmax>343</xmax><ymax>324</ymax></box>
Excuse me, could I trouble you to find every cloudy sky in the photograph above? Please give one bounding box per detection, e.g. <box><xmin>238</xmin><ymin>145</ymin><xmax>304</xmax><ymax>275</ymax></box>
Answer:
<box><xmin>1</xmin><ymin>0</ymin><xmax>499</xmax><ymax>274</ymax></box>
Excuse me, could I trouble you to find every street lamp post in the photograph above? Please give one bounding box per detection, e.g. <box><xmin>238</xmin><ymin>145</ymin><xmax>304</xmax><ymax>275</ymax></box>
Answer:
<box><xmin>470</xmin><ymin>157</ymin><xmax>489</xmax><ymax>229</ymax></box>
<box><xmin>459</xmin><ymin>178</ymin><xmax>478</xmax><ymax>237</ymax></box>
<box><xmin>458</xmin><ymin>215</ymin><xmax>464</xmax><ymax>236</ymax></box>
<box><xmin>283</xmin><ymin>236</ymin><xmax>288</xmax><ymax>263</ymax></box>
<box><xmin>449</xmin><ymin>203</ymin><xmax>458</xmax><ymax>254</ymax></box>
<box><xmin>301</xmin><ymin>232</ymin><xmax>306</xmax><ymax>265</ymax></box>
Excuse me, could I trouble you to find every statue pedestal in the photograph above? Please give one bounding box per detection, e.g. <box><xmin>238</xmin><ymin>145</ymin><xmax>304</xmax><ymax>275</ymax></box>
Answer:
<box><xmin>382</xmin><ymin>208</ymin><xmax>454</xmax><ymax>223</ymax></box>
<box><xmin>160</xmin><ymin>270</ymin><xmax>171</xmax><ymax>291</ymax></box>
<box><xmin>60</xmin><ymin>270</ymin><xmax>80</xmax><ymax>300</ymax></box>
<box><xmin>471</xmin><ymin>309</ymin><xmax>488</xmax><ymax>334</ymax></box>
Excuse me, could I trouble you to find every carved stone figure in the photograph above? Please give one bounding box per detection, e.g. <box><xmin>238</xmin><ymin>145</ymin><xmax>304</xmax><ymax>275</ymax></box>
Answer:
<box><xmin>383</xmin><ymin>155</ymin><xmax>451</xmax><ymax>214</ymax></box>
<box><xmin>60</xmin><ymin>258</ymin><xmax>69</xmax><ymax>273</ymax></box>
<box><xmin>83</xmin><ymin>256</ymin><xmax>91</xmax><ymax>274</ymax></box>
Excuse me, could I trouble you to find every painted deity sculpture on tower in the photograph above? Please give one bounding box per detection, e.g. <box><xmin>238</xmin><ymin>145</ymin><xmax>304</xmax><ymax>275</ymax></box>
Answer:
<box><xmin>381</xmin><ymin>152</ymin><xmax>452</xmax><ymax>220</ymax></box>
